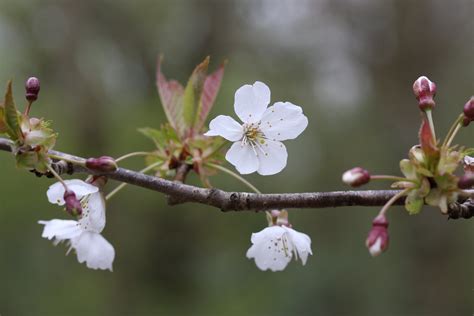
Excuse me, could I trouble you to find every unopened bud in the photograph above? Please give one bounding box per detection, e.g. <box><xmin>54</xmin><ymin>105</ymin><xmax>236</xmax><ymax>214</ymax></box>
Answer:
<box><xmin>342</xmin><ymin>167</ymin><xmax>370</xmax><ymax>187</ymax></box>
<box><xmin>413</xmin><ymin>76</ymin><xmax>436</xmax><ymax>111</ymax></box>
<box><xmin>85</xmin><ymin>156</ymin><xmax>118</xmax><ymax>172</ymax></box>
<box><xmin>458</xmin><ymin>173</ymin><xmax>474</xmax><ymax>189</ymax></box>
<box><xmin>462</xmin><ymin>116</ymin><xmax>471</xmax><ymax>127</ymax></box>
<box><xmin>25</xmin><ymin>77</ymin><xmax>40</xmax><ymax>102</ymax></box>
<box><xmin>463</xmin><ymin>96</ymin><xmax>474</xmax><ymax>122</ymax></box>
<box><xmin>64</xmin><ymin>190</ymin><xmax>82</xmax><ymax>216</ymax></box>
<box><xmin>365</xmin><ymin>214</ymin><xmax>389</xmax><ymax>257</ymax></box>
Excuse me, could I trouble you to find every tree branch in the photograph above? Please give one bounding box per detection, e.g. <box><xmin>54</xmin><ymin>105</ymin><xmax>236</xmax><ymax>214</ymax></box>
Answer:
<box><xmin>0</xmin><ymin>137</ymin><xmax>472</xmax><ymax>217</ymax></box>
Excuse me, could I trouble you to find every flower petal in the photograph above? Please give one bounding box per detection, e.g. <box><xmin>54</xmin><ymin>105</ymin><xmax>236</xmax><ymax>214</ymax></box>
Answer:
<box><xmin>246</xmin><ymin>226</ymin><xmax>293</xmax><ymax>272</ymax></box>
<box><xmin>71</xmin><ymin>231</ymin><xmax>115</xmax><ymax>271</ymax></box>
<box><xmin>204</xmin><ymin>115</ymin><xmax>243</xmax><ymax>141</ymax></box>
<box><xmin>256</xmin><ymin>140</ymin><xmax>288</xmax><ymax>176</ymax></box>
<box><xmin>47</xmin><ymin>180</ymin><xmax>98</xmax><ymax>206</ymax></box>
<box><xmin>260</xmin><ymin>102</ymin><xmax>308</xmax><ymax>141</ymax></box>
<box><xmin>234</xmin><ymin>81</ymin><xmax>270</xmax><ymax>123</ymax></box>
<box><xmin>38</xmin><ymin>219</ymin><xmax>82</xmax><ymax>240</ymax></box>
<box><xmin>78</xmin><ymin>192</ymin><xmax>106</xmax><ymax>233</ymax></box>
<box><xmin>283</xmin><ymin>226</ymin><xmax>312</xmax><ymax>265</ymax></box>
<box><xmin>225</xmin><ymin>142</ymin><xmax>259</xmax><ymax>174</ymax></box>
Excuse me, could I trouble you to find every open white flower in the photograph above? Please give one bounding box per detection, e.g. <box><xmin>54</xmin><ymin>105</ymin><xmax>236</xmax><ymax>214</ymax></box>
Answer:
<box><xmin>205</xmin><ymin>81</ymin><xmax>308</xmax><ymax>175</ymax></box>
<box><xmin>39</xmin><ymin>180</ymin><xmax>115</xmax><ymax>271</ymax></box>
<box><xmin>246</xmin><ymin>225</ymin><xmax>312</xmax><ymax>271</ymax></box>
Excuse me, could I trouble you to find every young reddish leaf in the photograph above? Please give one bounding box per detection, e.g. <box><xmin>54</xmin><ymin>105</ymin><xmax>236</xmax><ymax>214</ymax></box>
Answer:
<box><xmin>194</xmin><ymin>61</ymin><xmax>226</xmax><ymax>133</ymax></box>
<box><xmin>183</xmin><ymin>57</ymin><xmax>209</xmax><ymax>137</ymax></box>
<box><xmin>156</xmin><ymin>57</ymin><xmax>186</xmax><ymax>137</ymax></box>
<box><xmin>419</xmin><ymin>118</ymin><xmax>438</xmax><ymax>158</ymax></box>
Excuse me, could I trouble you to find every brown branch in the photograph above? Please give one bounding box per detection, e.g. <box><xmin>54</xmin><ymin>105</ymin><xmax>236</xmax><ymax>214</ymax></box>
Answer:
<box><xmin>0</xmin><ymin>137</ymin><xmax>472</xmax><ymax>217</ymax></box>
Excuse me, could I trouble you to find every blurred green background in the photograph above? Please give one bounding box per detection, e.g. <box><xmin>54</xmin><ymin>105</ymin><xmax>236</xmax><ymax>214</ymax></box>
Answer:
<box><xmin>0</xmin><ymin>0</ymin><xmax>472</xmax><ymax>315</ymax></box>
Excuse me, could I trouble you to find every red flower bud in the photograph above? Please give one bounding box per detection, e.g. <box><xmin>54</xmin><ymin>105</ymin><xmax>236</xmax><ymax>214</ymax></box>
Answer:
<box><xmin>413</xmin><ymin>76</ymin><xmax>436</xmax><ymax>111</ymax></box>
<box><xmin>25</xmin><ymin>77</ymin><xmax>40</xmax><ymax>102</ymax></box>
<box><xmin>342</xmin><ymin>167</ymin><xmax>370</xmax><ymax>187</ymax></box>
<box><xmin>463</xmin><ymin>96</ymin><xmax>474</xmax><ymax>122</ymax></box>
<box><xmin>365</xmin><ymin>214</ymin><xmax>389</xmax><ymax>257</ymax></box>
<box><xmin>64</xmin><ymin>189</ymin><xmax>82</xmax><ymax>216</ymax></box>
<box><xmin>85</xmin><ymin>156</ymin><xmax>118</xmax><ymax>172</ymax></box>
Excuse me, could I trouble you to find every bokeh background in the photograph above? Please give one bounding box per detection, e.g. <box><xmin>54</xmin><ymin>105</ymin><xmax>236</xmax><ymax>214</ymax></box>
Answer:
<box><xmin>0</xmin><ymin>0</ymin><xmax>472</xmax><ymax>315</ymax></box>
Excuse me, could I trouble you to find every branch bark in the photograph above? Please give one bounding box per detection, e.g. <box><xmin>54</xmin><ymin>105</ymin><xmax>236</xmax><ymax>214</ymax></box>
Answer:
<box><xmin>0</xmin><ymin>137</ymin><xmax>472</xmax><ymax>217</ymax></box>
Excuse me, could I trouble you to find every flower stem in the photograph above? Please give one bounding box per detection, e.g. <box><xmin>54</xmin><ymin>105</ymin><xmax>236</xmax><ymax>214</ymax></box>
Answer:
<box><xmin>48</xmin><ymin>153</ymin><xmax>86</xmax><ymax>166</ymax></box>
<box><xmin>425</xmin><ymin>110</ymin><xmax>437</xmax><ymax>141</ymax></box>
<box><xmin>24</xmin><ymin>101</ymin><xmax>33</xmax><ymax>116</ymax></box>
<box><xmin>442</xmin><ymin>114</ymin><xmax>464</xmax><ymax>148</ymax></box>
<box><xmin>378</xmin><ymin>188</ymin><xmax>411</xmax><ymax>217</ymax></box>
<box><xmin>46</xmin><ymin>163</ymin><xmax>68</xmax><ymax>190</ymax></box>
<box><xmin>205</xmin><ymin>162</ymin><xmax>261</xmax><ymax>194</ymax></box>
<box><xmin>115</xmin><ymin>151</ymin><xmax>154</xmax><ymax>163</ymax></box>
<box><xmin>370</xmin><ymin>175</ymin><xmax>417</xmax><ymax>183</ymax></box>
<box><xmin>105</xmin><ymin>161</ymin><xmax>163</xmax><ymax>200</ymax></box>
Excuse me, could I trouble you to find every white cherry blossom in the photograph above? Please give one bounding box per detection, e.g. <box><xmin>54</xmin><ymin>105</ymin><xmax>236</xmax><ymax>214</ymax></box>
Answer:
<box><xmin>205</xmin><ymin>81</ymin><xmax>308</xmax><ymax>175</ymax></box>
<box><xmin>39</xmin><ymin>180</ymin><xmax>115</xmax><ymax>271</ymax></box>
<box><xmin>246</xmin><ymin>225</ymin><xmax>312</xmax><ymax>271</ymax></box>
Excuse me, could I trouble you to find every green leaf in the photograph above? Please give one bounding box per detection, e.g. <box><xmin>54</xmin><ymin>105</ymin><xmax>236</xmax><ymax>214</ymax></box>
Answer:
<box><xmin>400</xmin><ymin>159</ymin><xmax>417</xmax><ymax>180</ymax></box>
<box><xmin>138</xmin><ymin>127</ymin><xmax>167</xmax><ymax>149</ymax></box>
<box><xmin>15</xmin><ymin>151</ymin><xmax>39</xmax><ymax>169</ymax></box>
<box><xmin>182</xmin><ymin>57</ymin><xmax>209</xmax><ymax>136</ymax></box>
<box><xmin>156</xmin><ymin>57</ymin><xmax>186</xmax><ymax>137</ymax></box>
<box><xmin>3</xmin><ymin>81</ymin><xmax>23</xmax><ymax>141</ymax></box>
<box><xmin>405</xmin><ymin>192</ymin><xmax>424</xmax><ymax>215</ymax></box>
<box><xmin>463</xmin><ymin>148</ymin><xmax>474</xmax><ymax>156</ymax></box>
<box><xmin>193</xmin><ymin>60</ymin><xmax>226</xmax><ymax>133</ymax></box>
<box><xmin>0</xmin><ymin>105</ymin><xmax>7</xmax><ymax>134</ymax></box>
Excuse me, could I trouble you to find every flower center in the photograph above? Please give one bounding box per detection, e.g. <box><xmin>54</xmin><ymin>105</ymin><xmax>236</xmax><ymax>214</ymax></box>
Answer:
<box><xmin>242</xmin><ymin>123</ymin><xmax>268</xmax><ymax>157</ymax></box>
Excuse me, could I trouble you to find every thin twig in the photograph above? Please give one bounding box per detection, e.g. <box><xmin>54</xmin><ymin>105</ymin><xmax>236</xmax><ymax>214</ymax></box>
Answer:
<box><xmin>0</xmin><ymin>137</ymin><xmax>472</xmax><ymax>215</ymax></box>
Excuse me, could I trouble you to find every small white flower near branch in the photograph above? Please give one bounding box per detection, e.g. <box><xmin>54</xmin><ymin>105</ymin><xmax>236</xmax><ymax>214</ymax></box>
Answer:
<box><xmin>205</xmin><ymin>81</ymin><xmax>308</xmax><ymax>175</ymax></box>
<box><xmin>39</xmin><ymin>179</ymin><xmax>115</xmax><ymax>271</ymax></box>
<box><xmin>246</xmin><ymin>210</ymin><xmax>312</xmax><ymax>271</ymax></box>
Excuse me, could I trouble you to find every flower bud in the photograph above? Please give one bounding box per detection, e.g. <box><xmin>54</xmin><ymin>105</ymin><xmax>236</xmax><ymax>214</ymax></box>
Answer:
<box><xmin>25</xmin><ymin>77</ymin><xmax>40</xmax><ymax>102</ymax></box>
<box><xmin>365</xmin><ymin>214</ymin><xmax>389</xmax><ymax>257</ymax></box>
<box><xmin>458</xmin><ymin>173</ymin><xmax>474</xmax><ymax>189</ymax></box>
<box><xmin>342</xmin><ymin>167</ymin><xmax>370</xmax><ymax>187</ymax></box>
<box><xmin>463</xmin><ymin>96</ymin><xmax>474</xmax><ymax>122</ymax></box>
<box><xmin>64</xmin><ymin>189</ymin><xmax>82</xmax><ymax>216</ymax></box>
<box><xmin>413</xmin><ymin>76</ymin><xmax>436</xmax><ymax>111</ymax></box>
<box><xmin>462</xmin><ymin>116</ymin><xmax>471</xmax><ymax>127</ymax></box>
<box><xmin>85</xmin><ymin>156</ymin><xmax>118</xmax><ymax>172</ymax></box>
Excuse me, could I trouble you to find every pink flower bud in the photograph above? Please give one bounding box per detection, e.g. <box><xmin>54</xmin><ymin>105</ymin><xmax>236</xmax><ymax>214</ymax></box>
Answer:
<box><xmin>458</xmin><ymin>173</ymin><xmax>474</xmax><ymax>189</ymax></box>
<box><xmin>64</xmin><ymin>189</ymin><xmax>82</xmax><ymax>216</ymax></box>
<box><xmin>463</xmin><ymin>96</ymin><xmax>474</xmax><ymax>122</ymax></box>
<box><xmin>25</xmin><ymin>77</ymin><xmax>40</xmax><ymax>102</ymax></box>
<box><xmin>85</xmin><ymin>156</ymin><xmax>118</xmax><ymax>172</ymax></box>
<box><xmin>413</xmin><ymin>76</ymin><xmax>436</xmax><ymax>111</ymax></box>
<box><xmin>342</xmin><ymin>167</ymin><xmax>370</xmax><ymax>187</ymax></box>
<box><xmin>462</xmin><ymin>116</ymin><xmax>471</xmax><ymax>127</ymax></box>
<box><xmin>365</xmin><ymin>214</ymin><xmax>389</xmax><ymax>257</ymax></box>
